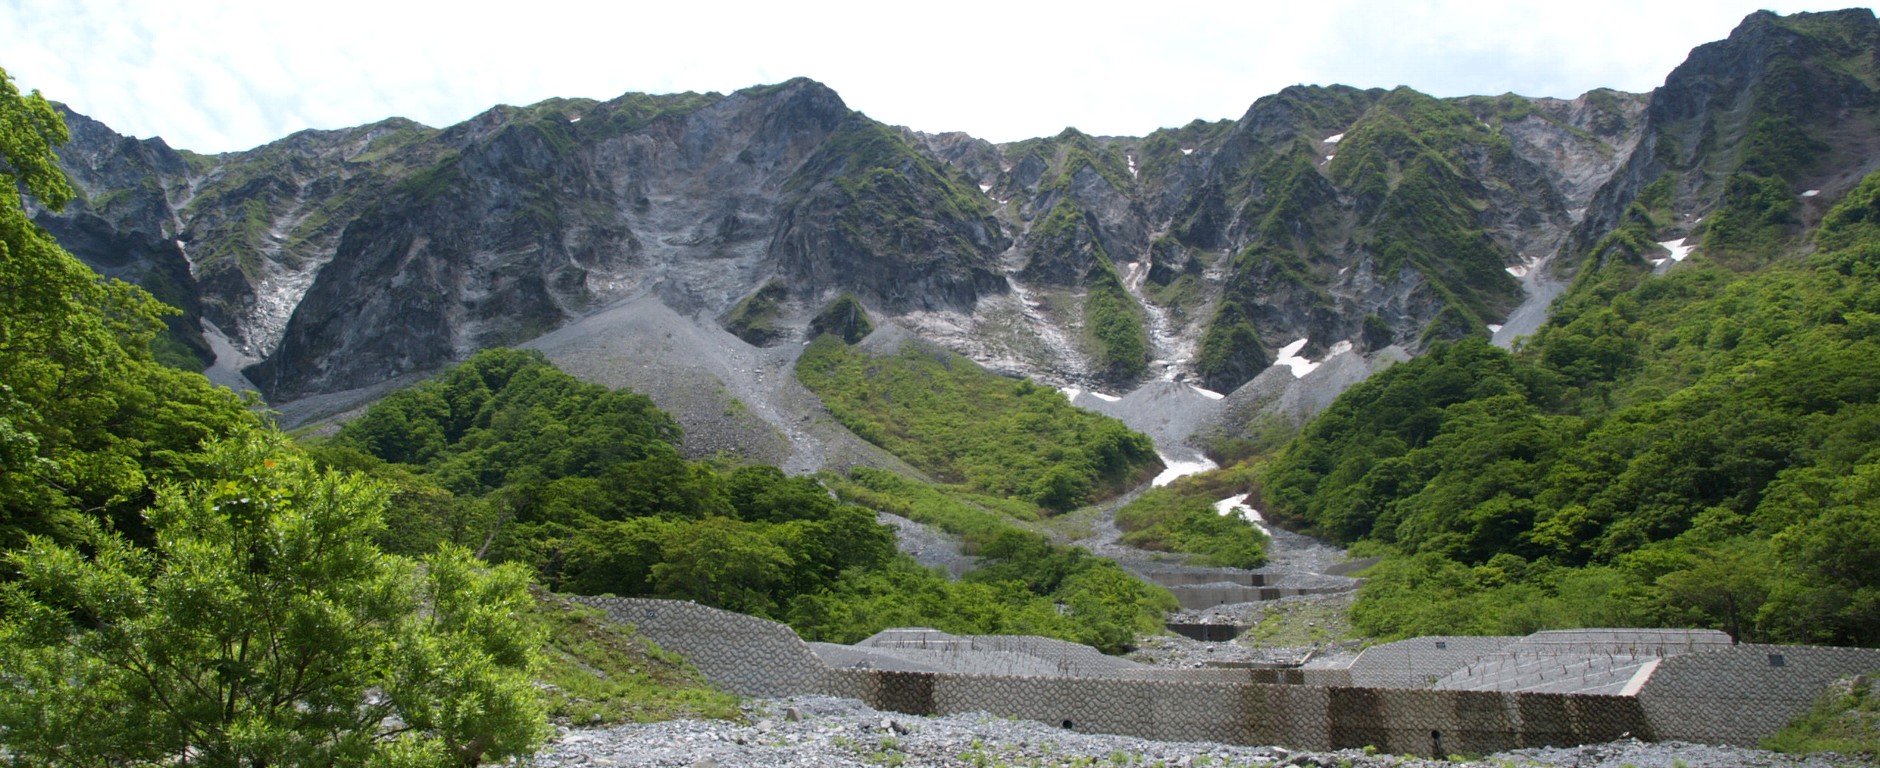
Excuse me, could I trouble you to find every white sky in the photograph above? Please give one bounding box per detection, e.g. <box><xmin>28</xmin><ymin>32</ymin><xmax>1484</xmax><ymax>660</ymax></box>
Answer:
<box><xmin>0</xmin><ymin>1</ymin><xmax>1867</xmax><ymax>154</ymax></box>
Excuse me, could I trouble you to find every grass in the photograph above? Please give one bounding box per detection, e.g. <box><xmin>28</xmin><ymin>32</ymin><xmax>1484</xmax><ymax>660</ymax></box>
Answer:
<box><xmin>529</xmin><ymin>588</ymin><xmax>742</xmax><ymax>726</ymax></box>
<box><xmin>1113</xmin><ymin>463</ymin><xmax>1269</xmax><ymax>568</ymax></box>
<box><xmin>1241</xmin><ymin>597</ymin><xmax>1356</xmax><ymax>649</ymax></box>
<box><xmin>1763</xmin><ymin>672</ymin><xmax>1880</xmax><ymax>758</ymax></box>
<box><xmin>822</xmin><ymin>466</ymin><xmax>1038</xmax><ymax>552</ymax></box>
<box><xmin>795</xmin><ymin>336</ymin><xmax>1159</xmax><ymax>511</ymax></box>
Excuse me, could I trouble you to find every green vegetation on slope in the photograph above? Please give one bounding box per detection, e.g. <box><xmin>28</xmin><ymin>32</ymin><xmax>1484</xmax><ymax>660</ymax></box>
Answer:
<box><xmin>809</xmin><ymin>292</ymin><xmax>874</xmax><ymax>343</ymax></box>
<box><xmin>1262</xmin><ymin>169</ymin><xmax>1880</xmax><ymax>646</ymax></box>
<box><xmin>812</xmin><ymin>117</ymin><xmax>997</xmax><ymax>258</ymax></box>
<box><xmin>795</xmin><ymin>335</ymin><xmax>1160</xmax><ymax>511</ymax></box>
<box><xmin>1764</xmin><ymin>671</ymin><xmax>1880</xmax><ymax>757</ymax></box>
<box><xmin>325</xmin><ymin>347</ymin><xmax>1172</xmax><ymax>653</ymax></box>
<box><xmin>722</xmin><ymin>279</ymin><xmax>790</xmax><ymax>345</ymax></box>
<box><xmin>1022</xmin><ymin>198</ymin><xmax>1151</xmax><ymax>382</ymax></box>
<box><xmin>1002</xmin><ymin>128</ymin><xmax>1137</xmax><ymax>195</ymax></box>
<box><xmin>1114</xmin><ymin>462</ymin><xmax>1270</xmax><ymax>568</ymax></box>
<box><xmin>531</xmin><ymin>589</ymin><xmax>742</xmax><ymax>726</ymax></box>
<box><xmin>822</xmin><ymin>466</ymin><xmax>1042</xmax><ymax>552</ymax></box>
<box><xmin>1187</xmin><ymin>86</ymin><xmax>1526</xmax><ymax>391</ymax></box>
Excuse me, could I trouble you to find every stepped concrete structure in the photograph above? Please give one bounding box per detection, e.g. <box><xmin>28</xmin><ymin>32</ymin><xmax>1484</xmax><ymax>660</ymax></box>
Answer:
<box><xmin>566</xmin><ymin>596</ymin><xmax>1880</xmax><ymax>757</ymax></box>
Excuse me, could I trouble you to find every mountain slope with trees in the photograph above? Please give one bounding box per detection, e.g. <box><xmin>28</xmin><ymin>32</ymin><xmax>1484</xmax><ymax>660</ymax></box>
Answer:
<box><xmin>1259</xmin><ymin>9</ymin><xmax>1880</xmax><ymax>647</ymax></box>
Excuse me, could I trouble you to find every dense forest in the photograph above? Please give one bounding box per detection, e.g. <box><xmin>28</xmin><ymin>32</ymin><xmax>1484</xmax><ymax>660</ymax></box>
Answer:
<box><xmin>319</xmin><ymin>347</ymin><xmax>1176</xmax><ymax>652</ymax></box>
<box><xmin>1261</xmin><ymin>170</ymin><xmax>1880</xmax><ymax>646</ymax></box>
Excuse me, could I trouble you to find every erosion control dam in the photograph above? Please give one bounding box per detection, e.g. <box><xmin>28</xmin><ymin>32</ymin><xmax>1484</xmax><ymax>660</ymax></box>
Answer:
<box><xmin>567</xmin><ymin>596</ymin><xmax>1880</xmax><ymax>757</ymax></box>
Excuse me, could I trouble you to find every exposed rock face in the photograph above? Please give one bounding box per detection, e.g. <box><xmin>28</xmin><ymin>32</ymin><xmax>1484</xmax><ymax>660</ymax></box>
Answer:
<box><xmin>39</xmin><ymin>9</ymin><xmax>1880</xmax><ymax>439</ymax></box>
<box><xmin>1570</xmin><ymin>8</ymin><xmax>1880</xmax><ymax>262</ymax></box>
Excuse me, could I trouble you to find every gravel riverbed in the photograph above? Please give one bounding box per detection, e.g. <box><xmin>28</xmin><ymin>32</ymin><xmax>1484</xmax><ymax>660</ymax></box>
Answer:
<box><xmin>526</xmin><ymin>696</ymin><xmax>1858</xmax><ymax>768</ymax></box>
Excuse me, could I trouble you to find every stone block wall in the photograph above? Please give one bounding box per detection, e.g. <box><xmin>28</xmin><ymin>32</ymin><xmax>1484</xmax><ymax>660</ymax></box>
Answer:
<box><xmin>1638</xmin><ymin>643</ymin><xmax>1880</xmax><ymax>746</ymax></box>
<box><xmin>565</xmin><ymin>597</ymin><xmax>1876</xmax><ymax>756</ymax></box>
<box><xmin>563</xmin><ymin>596</ymin><xmax>835</xmax><ymax>696</ymax></box>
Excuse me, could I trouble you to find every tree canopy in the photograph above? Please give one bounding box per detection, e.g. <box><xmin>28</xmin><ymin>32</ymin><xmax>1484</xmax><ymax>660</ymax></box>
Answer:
<box><xmin>1262</xmin><ymin>169</ymin><xmax>1880</xmax><ymax>646</ymax></box>
<box><xmin>0</xmin><ymin>68</ymin><xmax>548</xmax><ymax>766</ymax></box>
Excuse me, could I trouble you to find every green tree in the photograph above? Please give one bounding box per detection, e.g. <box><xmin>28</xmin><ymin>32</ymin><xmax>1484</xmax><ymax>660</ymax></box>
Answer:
<box><xmin>0</xmin><ymin>66</ymin><xmax>254</xmax><ymax>550</ymax></box>
<box><xmin>0</xmin><ymin>435</ymin><xmax>548</xmax><ymax>767</ymax></box>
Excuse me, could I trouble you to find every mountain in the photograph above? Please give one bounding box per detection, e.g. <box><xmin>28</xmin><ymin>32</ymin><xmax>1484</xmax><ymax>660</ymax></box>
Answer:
<box><xmin>1258</xmin><ymin>8</ymin><xmax>1880</xmax><ymax>647</ymax></box>
<box><xmin>31</xmin><ymin>9</ymin><xmax>1880</xmax><ymax>462</ymax></box>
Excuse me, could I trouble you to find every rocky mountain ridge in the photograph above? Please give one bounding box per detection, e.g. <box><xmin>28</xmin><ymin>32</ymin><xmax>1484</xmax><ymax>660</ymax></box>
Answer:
<box><xmin>34</xmin><ymin>8</ymin><xmax>1880</xmax><ymax>466</ymax></box>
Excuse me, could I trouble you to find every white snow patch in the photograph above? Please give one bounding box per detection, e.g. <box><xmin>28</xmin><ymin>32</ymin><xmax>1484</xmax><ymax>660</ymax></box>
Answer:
<box><xmin>1154</xmin><ymin>453</ymin><xmax>1218</xmax><ymax>487</ymax></box>
<box><xmin>1127</xmin><ymin>155</ymin><xmax>1138</xmax><ymax>178</ymax></box>
<box><xmin>1487</xmin><ymin>324</ymin><xmax>1503</xmax><ymax>333</ymax></box>
<box><xmin>1273</xmin><ymin>338</ymin><xmax>1318</xmax><ymax>378</ymax></box>
<box><xmin>1658</xmin><ymin>238</ymin><xmax>1695</xmax><ymax>263</ymax></box>
<box><xmin>1506</xmin><ymin>264</ymin><xmax>1529</xmax><ymax>278</ymax></box>
<box><xmin>1650</xmin><ymin>258</ymin><xmax>1668</xmax><ymax>267</ymax></box>
<box><xmin>1189</xmin><ymin>384</ymin><xmax>1225</xmax><ymax>400</ymax></box>
<box><xmin>1060</xmin><ymin>387</ymin><xmax>1082</xmax><ymax>401</ymax></box>
<box><xmin>569</xmin><ymin>116</ymin><xmax>581</xmax><ymax>123</ymax></box>
<box><xmin>1323</xmin><ymin>155</ymin><xmax>1336</xmax><ymax>163</ymax></box>
<box><xmin>979</xmin><ymin>183</ymin><xmax>992</xmax><ymax>194</ymax></box>
<box><xmin>1180</xmin><ymin>148</ymin><xmax>1194</xmax><ymax>155</ymax></box>
<box><xmin>1323</xmin><ymin>133</ymin><xmax>1345</xmax><ymax>144</ymax></box>
<box><xmin>1090</xmin><ymin>391</ymin><xmax>1121</xmax><ymax>403</ymax></box>
<box><xmin>1338</xmin><ymin>266</ymin><xmax>1348</xmax><ymax>275</ymax></box>
<box><xmin>1214</xmin><ymin>494</ymin><xmax>1270</xmax><ymax>536</ymax></box>
<box><xmin>1802</xmin><ymin>189</ymin><xmax>1820</xmax><ymax>198</ymax></box>
<box><xmin>1273</xmin><ymin>338</ymin><xmax>1352</xmax><ymax>379</ymax></box>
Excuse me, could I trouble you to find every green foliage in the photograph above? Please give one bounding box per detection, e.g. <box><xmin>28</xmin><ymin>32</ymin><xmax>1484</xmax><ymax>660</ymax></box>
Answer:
<box><xmin>333</xmin><ymin>348</ymin><xmax>1166</xmax><ymax>653</ymax></box>
<box><xmin>592</xmin><ymin>90</ymin><xmax>721</xmax><ymax>136</ymax></box>
<box><xmin>722</xmin><ymin>280</ymin><xmax>790</xmax><ymax>346</ymax></box>
<box><xmin>0</xmin><ymin>68</ymin><xmax>259</xmax><ymax>551</ymax></box>
<box><xmin>795</xmin><ymin>336</ymin><xmax>1160</xmax><ymax>511</ymax></box>
<box><xmin>806</xmin><ymin>117</ymin><xmax>995</xmax><ymax>261</ymax></box>
<box><xmin>1266</xmin><ymin>168</ymin><xmax>1880</xmax><ymax>646</ymax></box>
<box><xmin>809</xmin><ymin>293</ymin><xmax>874</xmax><ymax>344</ymax></box>
<box><xmin>0</xmin><ymin>435</ymin><xmax>548</xmax><ymax>767</ymax></box>
<box><xmin>787</xmin><ymin>531</ymin><xmax>1176</xmax><ymax>654</ymax></box>
<box><xmin>1084</xmin><ymin>273</ymin><xmax>1149</xmax><ymax>381</ymax></box>
<box><xmin>1135</xmin><ymin>118</ymin><xmax>1233</xmax><ymax>179</ymax></box>
<box><xmin>1189</xmin><ymin>86</ymin><xmax>1521</xmax><ymax>391</ymax></box>
<box><xmin>393</xmin><ymin>153</ymin><xmax>465</xmax><ymax>204</ymax></box>
<box><xmin>530</xmin><ymin>590</ymin><xmax>741</xmax><ymax>725</ymax></box>
<box><xmin>1817</xmin><ymin>169</ymin><xmax>1880</xmax><ymax>252</ymax></box>
<box><xmin>822</xmin><ymin>466</ymin><xmax>1037</xmax><ymax>552</ymax></box>
<box><xmin>1763</xmin><ymin>672</ymin><xmax>1880</xmax><ymax>757</ymax></box>
<box><xmin>1702</xmin><ymin>172</ymin><xmax>1800</xmax><ymax>266</ymax></box>
<box><xmin>1114</xmin><ymin>464</ymin><xmax>1269</xmax><ymax>568</ymax></box>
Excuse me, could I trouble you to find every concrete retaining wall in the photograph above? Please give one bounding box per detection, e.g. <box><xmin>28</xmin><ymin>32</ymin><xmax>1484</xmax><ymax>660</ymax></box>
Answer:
<box><xmin>1638</xmin><ymin>643</ymin><xmax>1880</xmax><ymax>746</ymax></box>
<box><xmin>568</xmin><ymin>597</ymin><xmax>1880</xmax><ymax>755</ymax></box>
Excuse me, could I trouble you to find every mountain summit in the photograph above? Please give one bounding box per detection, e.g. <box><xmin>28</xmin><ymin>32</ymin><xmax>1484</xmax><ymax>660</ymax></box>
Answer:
<box><xmin>33</xmin><ymin>9</ymin><xmax>1880</xmax><ymax>439</ymax></box>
